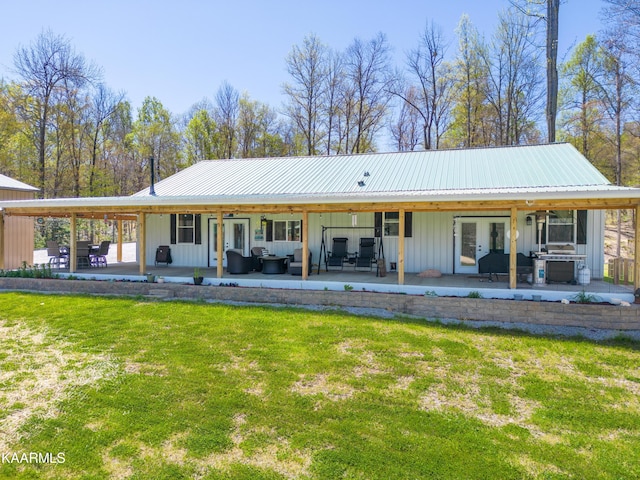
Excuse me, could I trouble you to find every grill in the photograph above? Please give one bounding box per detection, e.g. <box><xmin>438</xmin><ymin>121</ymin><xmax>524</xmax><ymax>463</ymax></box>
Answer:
<box><xmin>538</xmin><ymin>244</ymin><xmax>586</xmax><ymax>283</ymax></box>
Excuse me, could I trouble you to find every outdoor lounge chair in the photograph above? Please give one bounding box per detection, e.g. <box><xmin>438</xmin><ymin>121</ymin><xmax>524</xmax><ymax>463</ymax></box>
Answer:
<box><xmin>90</xmin><ymin>240</ymin><xmax>110</xmax><ymax>267</ymax></box>
<box><xmin>288</xmin><ymin>248</ymin><xmax>312</xmax><ymax>276</ymax></box>
<box><xmin>46</xmin><ymin>241</ymin><xmax>68</xmax><ymax>269</ymax></box>
<box><xmin>226</xmin><ymin>249</ymin><xmax>252</xmax><ymax>274</ymax></box>
<box><xmin>155</xmin><ymin>245</ymin><xmax>172</xmax><ymax>266</ymax></box>
<box><xmin>327</xmin><ymin>237</ymin><xmax>348</xmax><ymax>269</ymax></box>
<box><xmin>251</xmin><ymin>246</ymin><xmax>268</xmax><ymax>272</ymax></box>
<box><xmin>355</xmin><ymin>237</ymin><xmax>376</xmax><ymax>270</ymax></box>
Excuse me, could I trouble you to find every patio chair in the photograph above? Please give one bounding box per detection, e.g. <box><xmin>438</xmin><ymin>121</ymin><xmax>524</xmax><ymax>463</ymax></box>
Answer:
<box><xmin>355</xmin><ymin>237</ymin><xmax>376</xmax><ymax>270</ymax></box>
<box><xmin>46</xmin><ymin>241</ymin><xmax>68</xmax><ymax>269</ymax></box>
<box><xmin>155</xmin><ymin>245</ymin><xmax>172</xmax><ymax>266</ymax></box>
<box><xmin>327</xmin><ymin>237</ymin><xmax>348</xmax><ymax>269</ymax></box>
<box><xmin>251</xmin><ymin>246</ymin><xmax>268</xmax><ymax>272</ymax></box>
<box><xmin>288</xmin><ymin>248</ymin><xmax>312</xmax><ymax>276</ymax></box>
<box><xmin>76</xmin><ymin>241</ymin><xmax>91</xmax><ymax>268</ymax></box>
<box><xmin>90</xmin><ymin>240</ymin><xmax>110</xmax><ymax>268</ymax></box>
<box><xmin>226</xmin><ymin>249</ymin><xmax>252</xmax><ymax>274</ymax></box>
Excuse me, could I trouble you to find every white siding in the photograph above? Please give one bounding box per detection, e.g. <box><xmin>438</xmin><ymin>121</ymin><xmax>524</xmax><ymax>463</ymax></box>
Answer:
<box><xmin>143</xmin><ymin>209</ymin><xmax>607</xmax><ymax>276</ymax></box>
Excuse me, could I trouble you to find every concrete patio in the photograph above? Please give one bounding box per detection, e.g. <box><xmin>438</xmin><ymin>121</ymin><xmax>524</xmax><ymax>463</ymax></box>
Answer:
<box><xmin>33</xmin><ymin>243</ymin><xmax>635</xmax><ymax>303</ymax></box>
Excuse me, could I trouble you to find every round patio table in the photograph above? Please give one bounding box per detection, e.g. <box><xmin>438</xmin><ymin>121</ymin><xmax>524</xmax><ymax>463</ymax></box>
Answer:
<box><xmin>261</xmin><ymin>256</ymin><xmax>288</xmax><ymax>274</ymax></box>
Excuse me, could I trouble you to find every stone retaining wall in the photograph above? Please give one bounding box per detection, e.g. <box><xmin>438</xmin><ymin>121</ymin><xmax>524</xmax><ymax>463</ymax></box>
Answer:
<box><xmin>0</xmin><ymin>277</ymin><xmax>638</xmax><ymax>331</ymax></box>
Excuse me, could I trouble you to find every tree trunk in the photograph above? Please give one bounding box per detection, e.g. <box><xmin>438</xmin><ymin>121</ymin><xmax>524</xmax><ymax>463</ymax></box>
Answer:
<box><xmin>546</xmin><ymin>0</ymin><xmax>559</xmax><ymax>143</ymax></box>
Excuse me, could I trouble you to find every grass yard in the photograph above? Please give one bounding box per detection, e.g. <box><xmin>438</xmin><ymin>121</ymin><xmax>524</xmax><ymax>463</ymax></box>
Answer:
<box><xmin>0</xmin><ymin>293</ymin><xmax>639</xmax><ymax>479</ymax></box>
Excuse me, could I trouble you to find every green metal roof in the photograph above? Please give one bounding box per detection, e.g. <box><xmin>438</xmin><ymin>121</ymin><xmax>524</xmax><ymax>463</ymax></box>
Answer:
<box><xmin>135</xmin><ymin>143</ymin><xmax>611</xmax><ymax>198</ymax></box>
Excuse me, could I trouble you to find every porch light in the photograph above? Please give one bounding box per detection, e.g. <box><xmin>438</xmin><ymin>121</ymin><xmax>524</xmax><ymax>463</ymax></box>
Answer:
<box><xmin>526</xmin><ymin>216</ymin><xmax>532</xmax><ymax>226</ymax></box>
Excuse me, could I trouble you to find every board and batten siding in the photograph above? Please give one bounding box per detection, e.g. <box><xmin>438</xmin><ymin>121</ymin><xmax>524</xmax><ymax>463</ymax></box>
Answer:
<box><xmin>143</xmin><ymin>210</ymin><xmax>605</xmax><ymax>276</ymax></box>
<box><xmin>1</xmin><ymin>189</ymin><xmax>35</xmax><ymax>269</ymax></box>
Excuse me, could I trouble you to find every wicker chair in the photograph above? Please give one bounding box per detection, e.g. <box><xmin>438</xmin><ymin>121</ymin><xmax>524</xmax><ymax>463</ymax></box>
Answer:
<box><xmin>226</xmin><ymin>250</ymin><xmax>252</xmax><ymax>274</ymax></box>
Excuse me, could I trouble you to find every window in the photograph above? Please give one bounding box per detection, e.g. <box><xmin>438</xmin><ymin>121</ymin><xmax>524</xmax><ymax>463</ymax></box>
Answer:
<box><xmin>547</xmin><ymin>210</ymin><xmax>574</xmax><ymax>243</ymax></box>
<box><xmin>273</xmin><ymin>220</ymin><xmax>301</xmax><ymax>242</ymax></box>
<box><xmin>383</xmin><ymin>212</ymin><xmax>399</xmax><ymax>236</ymax></box>
<box><xmin>178</xmin><ymin>214</ymin><xmax>194</xmax><ymax>243</ymax></box>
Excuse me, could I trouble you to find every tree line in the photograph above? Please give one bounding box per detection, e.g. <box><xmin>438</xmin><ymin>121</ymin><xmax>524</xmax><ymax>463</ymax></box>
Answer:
<box><xmin>0</xmin><ymin>0</ymin><xmax>638</xmax><ymax>201</ymax></box>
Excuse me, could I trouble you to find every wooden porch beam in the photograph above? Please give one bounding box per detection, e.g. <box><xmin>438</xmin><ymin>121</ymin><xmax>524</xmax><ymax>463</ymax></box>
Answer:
<box><xmin>0</xmin><ymin>211</ymin><xmax>5</xmax><ymax>270</ymax></box>
<box><xmin>509</xmin><ymin>207</ymin><xmax>518</xmax><ymax>289</ymax></box>
<box><xmin>69</xmin><ymin>214</ymin><xmax>77</xmax><ymax>273</ymax></box>
<box><xmin>138</xmin><ymin>213</ymin><xmax>146</xmax><ymax>276</ymax></box>
<box><xmin>217</xmin><ymin>212</ymin><xmax>223</xmax><ymax>278</ymax></box>
<box><xmin>117</xmin><ymin>219</ymin><xmax>123</xmax><ymax>263</ymax></box>
<box><xmin>302</xmin><ymin>210</ymin><xmax>309</xmax><ymax>280</ymax></box>
<box><xmin>2</xmin><ymin>197</ymin><xmax>640</xmax><ymax>219</ymax></box>
<box><xmin>635</xmin><ymin>205</ymin><xmax>640</xmax><ymax>292</ymax></box>
<box><xmin>398</xmin><ymin>208</ymin><xmax>405</xmax><ymax>285</ymax></box>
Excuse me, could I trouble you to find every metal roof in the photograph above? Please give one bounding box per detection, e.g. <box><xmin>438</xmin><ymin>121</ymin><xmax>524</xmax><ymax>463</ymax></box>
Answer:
<box><xmin>2</xmin><ymin>144</ymin><xmax>640</xmax><ymax>213</ymax></box>
<box><xmin>134</xmin><ymin>143</ymin><xmax>612</xmax><ymax>198</ymax></box>
<box><xmin>0</xmin><ymin>173</ymin><xmax>38</xmax><ymax>192</ymax></box>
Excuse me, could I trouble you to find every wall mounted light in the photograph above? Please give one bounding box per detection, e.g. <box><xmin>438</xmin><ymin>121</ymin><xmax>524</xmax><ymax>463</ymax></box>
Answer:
<box><xmin>526</xmin><ymin>216</ymin><xmax>532</xmax><ymax>226</ymax></box>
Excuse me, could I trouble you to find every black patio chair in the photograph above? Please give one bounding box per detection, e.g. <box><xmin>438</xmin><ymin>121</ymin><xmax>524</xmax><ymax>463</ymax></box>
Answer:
<box><xmin>327</xmin><ymin>237</ymin><xmax>348</xmax><ymax>269</ymax></box>
<box><xmin>226</xmin><ymin>250</ymin><xmax>252</xmax><ymax>274</ymax></box>
<box><xmin>46</xmin><ymin>241</ymin><xmax>68</xmax><ymax>269</ymax></box>
<box><xmin>250</xmin><ymin>246</ymin><xmax>268</xmax><ymax>272</ymax></box>
<box><xmin>90</xmin><ymin>240</ymin><xmax>111</xmax><ymax>267</ymax></box>
<box><xmin>155</xmin><ymin>245</ymin><xmax>172</xmax><ymax>266</ymax></box>
<box><xmin>355</xmin><ymin>237</ymin><xmax>376</xmax><ymax>270</ymax></box>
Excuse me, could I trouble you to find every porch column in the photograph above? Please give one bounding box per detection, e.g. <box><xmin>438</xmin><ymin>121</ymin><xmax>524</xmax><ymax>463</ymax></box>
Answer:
<box><xmin>117</xmin><ymin>219</ymin><xmax>123</xmax><ymax>262</ymax></box>
<box><xmin>70</xmin><ymin>214</ymin><xmax>77</xmax><ymax>273</ymax></box>
<box><xmin>509</xmin><ymin>207</ymin><xmax>518</xmax><ymax>289</ymax></box>
<box><xmin>217</xmin><ymin>213</ymin><xmax>224</xmax><ymax>278</ymax></box>
<box><xmin>635</xmin><ymin>204</ymin><xmax>640</xmax><ymax>292</ymax></box>
<box><xmin>0</xmin><ymin>211</ymin><xmax>5</xmax><ymax>270</ymax></box>
<box><xmin>302</xmin><ymin>210</ymin><xmax>309</xmax><ymax>280</ymax></box>
<box><xmin>138</xmin><ymin>213</ymin><xmax>146</xmax><ymax>275</ymax></box>
<box><xmin>398</xmin><ymin>208</ymin><xmax>405</xmax><ymax>285</ymax></box>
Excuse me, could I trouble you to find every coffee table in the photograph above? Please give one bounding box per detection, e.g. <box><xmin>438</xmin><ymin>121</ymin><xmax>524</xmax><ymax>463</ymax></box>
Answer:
<box><xmin>261</xmin><ymin>256</ymin><xmax>288</xmax><ymax>274</ymax></box>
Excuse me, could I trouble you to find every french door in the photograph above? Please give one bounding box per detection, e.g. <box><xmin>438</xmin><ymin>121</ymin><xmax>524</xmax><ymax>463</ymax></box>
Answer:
<box><xmin>208</xmin><ymin>218</ymin><xmax>250</xmax><ymax>267</ymax></box>
<box><xmin>455</xmin><ymin>217</ymin><xmax>509</xmax><ymax>274</ymax></box>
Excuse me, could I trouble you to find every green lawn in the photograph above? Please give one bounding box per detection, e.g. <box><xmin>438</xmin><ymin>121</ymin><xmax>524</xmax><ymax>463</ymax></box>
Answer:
<box><xmin>0</xmin><ymin>292</ymin><xmax>639</xmax><ymax>479</ymax></box>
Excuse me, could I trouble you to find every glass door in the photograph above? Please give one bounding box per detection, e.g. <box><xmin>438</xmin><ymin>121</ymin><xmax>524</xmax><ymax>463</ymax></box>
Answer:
<box><xmin>209</xmin><ymin>218</ymin><xmax>250</xmax><ymax>267</ymax></box>
<box><xmin>455</xmin><ymin>218</ymin><xmax>508</xmax><ymax>273</ymax></box>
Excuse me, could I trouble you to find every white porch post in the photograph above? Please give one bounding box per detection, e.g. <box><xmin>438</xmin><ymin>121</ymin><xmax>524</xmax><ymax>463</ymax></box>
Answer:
<box><xmin>217</xmin><ymin>213</ymin><xmax>224</xmax><ymax>278</ymax></box>
<box><xmin>509</xmin><ymin>207</ymin><xmax>518</xmax><ymax>289</ymax></box>
<box><xmin>70</xmin><ymin>214</ymin><xmax>77</xmax><ymax>273</ymax></box>
<box><xmin>302</xmin><ymin>210</ymin><xmax>309</xmax><ymax>279</ymax></box>
<box><xmin>398</xmin><ymin>208</ymin><xmax>405</xmax><ymax>285</ymax></box>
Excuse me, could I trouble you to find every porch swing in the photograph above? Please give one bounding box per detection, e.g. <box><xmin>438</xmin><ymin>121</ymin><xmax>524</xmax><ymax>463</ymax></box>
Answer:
<box><xmin>318</xmin><ymin>225</ymin><xmax>385</xmax><ymax>275</ymax></box>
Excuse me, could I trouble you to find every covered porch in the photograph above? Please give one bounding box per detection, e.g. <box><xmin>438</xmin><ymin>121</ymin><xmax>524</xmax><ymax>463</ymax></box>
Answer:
<box><xmin>33</xmin><ymin>244</ymin><xmax>635</xmax><ymax>303</ymax></box>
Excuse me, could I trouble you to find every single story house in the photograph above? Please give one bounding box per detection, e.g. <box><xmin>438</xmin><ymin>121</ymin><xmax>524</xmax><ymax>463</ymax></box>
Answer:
<box><xmin>1</xmin><ymin>143</ymin><xmax>639</xmax><ymax>291</ymax></box>
<box><xmin>0</xmin><ymin>173</ymin><xmax>38</xmax><ymax>270</ymax></box>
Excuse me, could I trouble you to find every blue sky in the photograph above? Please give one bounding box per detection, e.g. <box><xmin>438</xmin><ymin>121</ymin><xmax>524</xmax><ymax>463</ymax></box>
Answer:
<box><xmin>1</xmin><ymin>0</ymin><xmax>604</xmax><ymax>116</ymax></box>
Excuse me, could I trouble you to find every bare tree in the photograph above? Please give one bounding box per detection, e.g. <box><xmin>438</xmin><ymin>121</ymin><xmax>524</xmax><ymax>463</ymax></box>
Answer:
<box><xmin>390</xmin><ymin>86</ymin><xmax>421</xmax><ymax>151</ymax></box>
<box><xmin>13</xmin><ymin>30</ymin><xmax>100</xmax><ymax>197</ymax></box>
<box><xmin>282</xmin><ymin>34</ymin><xmax>329</xmax><ymax>156</ymax></box>
<box><xmin>215</xmin><ymin>81</ymin><xmax>239</xmax><ymax>159</ymax></box>
<box><xmin>87</xmin><ymin>84</ymin><xmax>126</xmax><ymax>195</ymax></box>
<box><xmin>452</xmin><ymin>14</ymin><xmax>489</xmax><ymax>147</ymax></box>
<box><xmin>343</xmin><ymin>33</ymin><xmax>395</xmax><ymax>153</ymax></box>
<box><xmin>482</xmin><ymin>8</ymin><xmax>543</xmax><ymax>145</ymax></box>
<box><xmin>401</xmin><ymin>20</ymin><xmax>454</xmax><ymax>149</ymax></box>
